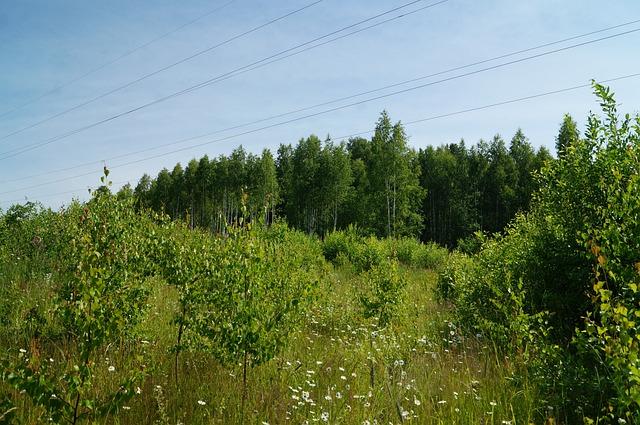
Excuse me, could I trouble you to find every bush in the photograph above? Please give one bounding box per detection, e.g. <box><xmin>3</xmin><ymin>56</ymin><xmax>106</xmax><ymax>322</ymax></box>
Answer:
<box><xmin>438</xmin><ymin>83</ymin><xmax>640</xmax><ymax>420</ymax></box>
<box><xmin>435</xmin><ymin>251</ymin><xmax>474</xmax><ymax>303</ymax></box>
<box><xmin>352</xmin><ymin>236</ymin><xmax>387</xmax><ymax>272</ymax></box>
<box><xmin>392</xmin><ymin>237</ymin><xmax>422</xmax><ymax>265</ymax></box>
<box><xmin>322</xmin><ymin>229</ymin><xmax>389</xmax><ymax>272</ymax></box>
<box><xmin>413</xmin><ymin>241</ymin><xmax>449</xmax><ymax>269</ymax></box>
<box><xmin>322</xmin><ymin>227</ymin><xmax>360</xmax><ymax>263</ymax></box>
<box><xmin>359</xmin><ymin>261</ymin><xmax>406</xmax><ymax>328</ymax></box>
<box><xmin>455</xmin><ymin>231</ymin><xmax>486</xmax><ymax>255</ymax></box>
<box><xmin>362</xmin><ymin>237</ymin><xmax>448</xmax><ymax>269</ymax></box>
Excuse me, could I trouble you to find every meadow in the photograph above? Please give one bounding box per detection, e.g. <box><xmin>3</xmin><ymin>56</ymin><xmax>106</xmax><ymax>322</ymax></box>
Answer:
<box><xmin>0</xmin><ymin>215</ymin><xmax>541</xmax><ymax>424</ymax></box>
<box><xmin>1</xmin><ymin>84</ymin><xmax>638</xmax><ymax>425</ymax></box>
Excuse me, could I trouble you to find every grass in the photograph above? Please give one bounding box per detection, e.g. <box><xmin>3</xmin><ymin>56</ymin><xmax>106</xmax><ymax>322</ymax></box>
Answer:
<box><xmin>1</xmin><ymin>258</ymin><xmax>544</xmax><ymax>424</ymax></box>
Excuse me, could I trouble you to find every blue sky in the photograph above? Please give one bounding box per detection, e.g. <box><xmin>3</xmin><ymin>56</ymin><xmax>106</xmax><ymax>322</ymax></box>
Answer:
<box><xmin>1</xmin><ymin>0</ymin><xmax>639</xmax><ymax>208</ymax></box>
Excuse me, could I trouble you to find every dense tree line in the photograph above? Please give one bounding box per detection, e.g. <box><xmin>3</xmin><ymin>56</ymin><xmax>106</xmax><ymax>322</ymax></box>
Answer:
<box><xmin>132</xmin><ymin>111</ymin><xmax>571</xmax><ymax>245</ymax></box>
<box><xmin>419</xmin><ymin>130</ymin><xmax>554</xmax><ymax>246</ymax></box>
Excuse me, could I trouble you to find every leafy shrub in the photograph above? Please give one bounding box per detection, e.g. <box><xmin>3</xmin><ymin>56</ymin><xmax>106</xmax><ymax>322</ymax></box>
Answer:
<box><xmin>323</xmin><ymin>229</ymin><xmax>388</xmax><ymax>272</ymax></box>
<box><xmin>568</xmin><ymin>85</ymin><xmax>640</xmax><ymax>420</ymax></box>
<box><xmin>3</xmin><ymin>173</ymin><xmax>159</xmax><ymax>424</ymax></box>
<box><xmin>324</xmin><ymin>230</ymin><xmax>448</xmax><ymax>272</ymax></box>
<box><xmin>413</xmin><ymin>241</ymin><xmax>449</xmax><ymax>269</ymax></box>
<box><xmin>162</xmin><ymin>214</ymin><xmax>325</xmax><ymax>413</ymax></box>
<box><xmin>455</xmin><ymin>231</ymin><xmax>486</xmax><ymax>255</ymax></box>
<box><xmin>435</xmin><ymin>251</ymin><xmax>475</xmax><ymax>303</ymax></box>
<box><xmin>359</xmin><ymin>261</ymin><xmax>406</xmax><ymax>328</ymax></box>
<box><xmin>391</xmin><ymin>237</ymin><xmax>422</xmax><ymax>265</ymax></box>
<box><xmin>322</xmin><ymin>227</ymin><xmax>360</xmax><ymax>263</ymax></box>
<box><xmin>383</xmin><ymin>237</ymin><xmax>449</xmax><ymax>270</ymax></box>
<box><xmin>352</xmin><ymin>236</ymin><xmax>387</xmax><ymax>272</ymax></box>
<box><xmin>438</xmin><ymin>83</ymin><xmax>640</xmax><ymax>420</ymax></box>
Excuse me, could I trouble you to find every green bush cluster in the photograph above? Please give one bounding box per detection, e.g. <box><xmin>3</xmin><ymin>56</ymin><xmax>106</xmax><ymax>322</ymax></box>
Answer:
<box><xmin>386</xmin><ymin>237</ymin><xmax>448</xmax><ymax>270</ymax></box>
<box><xmin>434</xmin><ymin>251</ymin><xmax>475</xmax><ymax>303</ymax></box>
<box><xmin>322</xmin><ymin>228</ymin><xmax>447</xmax><ymax>271</ymax></box>
<box><xmin>435</xmin><ymin>84</ymin><xmax>640</xmax><ymax>422</ymax></box>
<box><xmin>0</xmin><ymin>179</ymin><xmax>327</xmax><ymax>423</ymax></box>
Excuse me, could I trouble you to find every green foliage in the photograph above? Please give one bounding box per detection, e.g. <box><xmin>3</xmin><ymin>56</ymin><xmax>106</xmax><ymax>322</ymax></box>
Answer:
<box><xmin>437</xmin><ymin>83</ymin><xmax>640</xmax><ymax>421</ymax></box>
<box><xmin>419</xmin><ymin>133</ymin><xmax>551</xmax><ymax>248</ymax></box>
<box><xmin>3</xmin><ymin>172</ymin><xmax>156</xmax><ymax>424</ymax></box>
<box><xmin>0</xmin><ymin>393</ymin><xmax>16</xmax><ymax>425</ymax></box>
<box><xmin>555</xmin><ymin>113</ymin><xmax>580</xmax><ymax>157</ymax></box>
<box><xmin>386</xmin><ymin>237</ymin><xmax>448</xmax><ymax>270</ymax></box>
<box><xmin>445</xmin><ymin>212</ymin><xmax>590</xmax><ymax>343</ymax></box>
<box><xmin>322</xmin><ymin>228</ymin><xmax>386</xmax><ymax>272</ymax></box>
<box><xmin>170</xmin><ymin>214</ymin><xmax>324</xmax><ymax>383</ymax></box>
<box><xmin>571</xmin><ymin>84</ymin><xmax>640</xmax><ymax>420</ymax></box>
<box><xmin>322</xmin><ymin>227</ymin><xmax>360</xmax><ymax>263</ymax></box>
<box><xmin>435</xmin><ymin>251</ymin><xmax>475</xmax><ymax>303</ymax></box>
<box><xmin>359</xmin><ymin>261</ymin><xmax>406</xmax><ymax>329</ymax></box>
<box><xmin>455</xmin><ymin>231</ymin><xmax>486</xmax><ymax>255</ymax></box>
<box><xmin>323</xmin><ymin>229</ymin><xmax>447</xmax><ymax>275</ymax></box>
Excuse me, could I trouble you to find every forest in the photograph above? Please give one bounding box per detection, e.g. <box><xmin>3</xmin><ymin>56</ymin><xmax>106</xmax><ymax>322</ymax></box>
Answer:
<box><xmin>128</xmin><ymin>111</ymin><xmax>554</xmax><ymax>247</ymax></box>
<box><xmin>0</xmin><ymin>84</ymin><xmax>639</xmax><ymax>424</ymax></box>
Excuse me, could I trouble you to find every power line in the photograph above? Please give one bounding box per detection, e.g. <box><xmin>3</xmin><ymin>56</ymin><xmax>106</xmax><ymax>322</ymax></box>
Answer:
<box><xmin>0</xmin><ymin>0</ymin><xmax>239</xmax><ymax>121</ymax></box>
<box><xmin>0</xmin><ymin>0</ymin><xmax>449</xmax><ymax>159</ymax></box>
<box><xmin>0</xmin><ymin>24</ymin><xmax>637</xmax><ymax>169</ymax></box>
<box><xmin>334</xmin><ymin>73</ymin><xmax>640</xmax><ymax>140</ymax></box>
<box><xmin>0</xmin><ymin>0</ymin><xmax>322</xmax><ymax>143</ymax></box>
<box><xmin>0</xmin><ymin>20</ymin><xmax>640</xmax><ymax>183</ymax></box>
<box><xmin>2</xmin><ymin>71</ymin><xmax>638</xmax><ymax>202</ymax></box>
<box><xmin>1</xmin><ymin>19</ymin><xmax>637</xmax><ymax>185</ymax></box>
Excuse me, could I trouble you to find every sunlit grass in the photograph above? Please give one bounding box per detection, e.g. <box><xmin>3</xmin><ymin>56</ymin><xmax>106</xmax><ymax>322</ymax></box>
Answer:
<box><xmin>1</xmin><ymin>259</ymin><xmax>544</xmax><ymax>424</ymax></box>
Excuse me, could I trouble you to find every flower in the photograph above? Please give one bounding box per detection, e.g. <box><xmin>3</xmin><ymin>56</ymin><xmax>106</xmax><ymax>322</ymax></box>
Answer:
<box><xmin>320</xmin><ymin>411</ymin><xmax>329</xmax><ymax>422</ymax></box>
<box><xmin>414</xmin><ymin>398</ymin><xmax>421</xmax><ymax>406</ymax></box>
<box><xmin>197</xmin><ymin>400</ymin><xmax>206</xmax><ymax>406</ymax></box>
<box><xmin>108</xmin><ymin>366</ymin><xmax>115</xmax><ymax>372</ymax></box>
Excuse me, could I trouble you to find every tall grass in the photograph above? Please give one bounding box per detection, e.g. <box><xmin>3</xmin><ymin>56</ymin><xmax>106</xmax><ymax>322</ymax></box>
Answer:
<box><xmin>2</xmin><ymin>247</ymin><xmax>543</xmax><ymax>424</ymax></box>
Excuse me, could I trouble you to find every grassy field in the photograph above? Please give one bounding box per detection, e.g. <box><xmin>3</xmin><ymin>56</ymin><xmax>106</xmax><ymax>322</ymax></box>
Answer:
<box><xmin>2</xmin><ymin>258</ymin><xmax>543</xmax><ymax>424</ymax></box>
